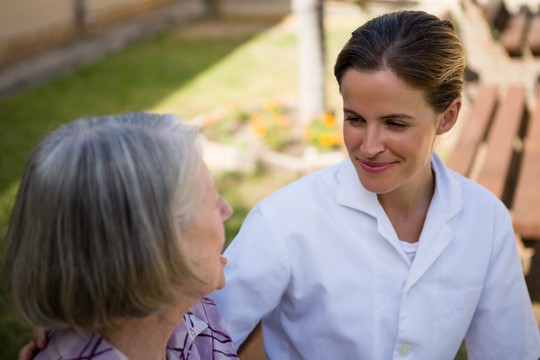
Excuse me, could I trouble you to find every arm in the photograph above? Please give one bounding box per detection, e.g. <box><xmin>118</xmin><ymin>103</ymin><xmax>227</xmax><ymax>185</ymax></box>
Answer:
<box><xmin>465</xmin><ymin>210</ymin><xmax>540</xmax><ymax>359</ymax></box>
<box><xmin>210</xmin><ymin>204</ymin><xmax>290</xmax><ymax>348</ymax></box>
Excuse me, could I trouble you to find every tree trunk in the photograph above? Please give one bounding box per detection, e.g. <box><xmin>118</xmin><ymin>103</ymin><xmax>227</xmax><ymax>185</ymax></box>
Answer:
<box><xmin>292</xmin><ymin>0</ymin><xmax>326</xmax><ymax>125</ymax></box>
<box><xmin>202</xmin><ymin>0</ymin><xmax>221</xmax><ymax>17</ymax></box>
<box><xmin>74</xmin><ymin>0</ymin><xmax>93</xmax><ymax>28</ymax></box>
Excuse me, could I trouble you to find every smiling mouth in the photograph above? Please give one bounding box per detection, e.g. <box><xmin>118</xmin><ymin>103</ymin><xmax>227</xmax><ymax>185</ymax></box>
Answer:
<box><xmin>358</xmin><ymin>159</ymin><xmax>395</xmax><ymax>173</ymax></box>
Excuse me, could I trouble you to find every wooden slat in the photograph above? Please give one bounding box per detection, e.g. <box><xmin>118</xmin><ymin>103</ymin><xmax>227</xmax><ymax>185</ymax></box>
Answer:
<box><xmin>501</xmin><ymin>6</ymin><xmax>531</xmax><ymax>57</ymax></box>
<box><xmin>447</xmin><ymin>84</ymin><xmax>499</xmax><ymax>176</ymax></box>
<box><xmin>237</xmin><ymin>323</ymin><xmax>268</xmax><ymax>360</ymax></box>
<box><xmin>526</xmin><ymin>11</ymin><xmax>540</xmax><ymax>56</ymax></box>
<box><xmin>481</xmin><ymin>0</ymin><xmax>511</xmax><ymax>32</ymax></box>
<box><xmin>476</xmin><ymin>85</ymin><xmax>527</xmax><ymax>205</ymax></box>
<box><xmin>512</xmin><ymin>86</ymin><xmax>540</xmax><ymax>239</ymax></box>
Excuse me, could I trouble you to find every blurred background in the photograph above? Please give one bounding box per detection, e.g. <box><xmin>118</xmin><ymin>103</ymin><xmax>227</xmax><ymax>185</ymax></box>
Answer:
<box><xmin>1</xmin><ymin>0</ymin><xmax>539</xmax><ymax>358</ymax></box>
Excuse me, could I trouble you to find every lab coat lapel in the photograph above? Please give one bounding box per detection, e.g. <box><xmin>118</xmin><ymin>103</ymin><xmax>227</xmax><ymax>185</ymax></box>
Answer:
<box><xmin>336</xmin><ymin>159</ymin><xmax>380</xmax><ymax>216</ymax></box>
<box><xmin>404</xmin><ymin>154</ymin><xmax>463</xmax><ymax>291</ymax></box>
<box><xmin>336</xmin><ymin>160</ymin><xmax>410</xmax><ymax>270</ymax></box>
<box><xmin>335</xmin><ymin>155</ymin><xmax>464</xmax><ymax>280</ymax></box>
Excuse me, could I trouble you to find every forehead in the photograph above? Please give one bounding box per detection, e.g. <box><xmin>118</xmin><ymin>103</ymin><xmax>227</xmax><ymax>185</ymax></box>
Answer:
<box><xmin>196</xmin><ymin>164</ymin><xmax>216</xmax><ymax>202</ymax></box>
<box><xmin>201</xmin><ymin>165</ymin><xmax>215</xmax><ymax>190</ymax></box>
<box><xmin>341</xmin><ymin>69</ymin><xmax>429</xmax><ymax>112</ymax></box>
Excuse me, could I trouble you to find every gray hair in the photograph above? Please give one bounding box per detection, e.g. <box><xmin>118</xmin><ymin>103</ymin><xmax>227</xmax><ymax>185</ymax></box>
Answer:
<box><xmin>3</xmin><ymin>112</ymin><xmax>204</xmax><ymax>332</ymax></box>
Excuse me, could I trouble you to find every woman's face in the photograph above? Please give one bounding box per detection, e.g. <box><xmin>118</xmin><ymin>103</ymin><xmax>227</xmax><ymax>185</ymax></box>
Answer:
<box><xmin>182</xmin><ymin>164</ymin><xmax>233</xmax><ymax>297</ymax></box>
<box><xmin>341</xmin><ymin>69</ymin><xmax>446</xmax><ymax>195</ymax></box>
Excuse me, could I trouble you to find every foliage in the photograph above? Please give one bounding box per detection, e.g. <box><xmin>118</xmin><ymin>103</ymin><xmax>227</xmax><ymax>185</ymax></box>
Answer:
<box><xmin>304</xmin><ymin>110</ymin><xmax>341</xmax><ymax>152</ymax></box>
<box><xmin>249</xmin><ymin>100</ymin><xmax>293</xmax><ymax>150</ymax></box>
<box><xmin>200</xmin><ymin>102</ymin><xmax>252</xmax><ymax>144</ymax></box>
<box><xmin>201</xmin><ymin>99</ymin><xmax>294</xmax><ymax>151</ymax></box>
<box><xmin>202</xmin><ymin>100</ymin><xmax>344</xmax><ymax>153</ymax></box>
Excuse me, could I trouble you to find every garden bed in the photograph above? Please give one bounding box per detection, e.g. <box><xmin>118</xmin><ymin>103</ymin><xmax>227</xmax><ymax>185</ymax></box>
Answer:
<box><xmin>196</xmin><ymin>99</ymin><xmax>346</xmax><ymax>177</ymax></box>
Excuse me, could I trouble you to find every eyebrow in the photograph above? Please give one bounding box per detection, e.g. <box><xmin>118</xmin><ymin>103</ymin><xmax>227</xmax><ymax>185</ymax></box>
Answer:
<box><xmin>343</xmin><ymin>108</ymin><xmax>415</xmax><ymax>120</ymax></box>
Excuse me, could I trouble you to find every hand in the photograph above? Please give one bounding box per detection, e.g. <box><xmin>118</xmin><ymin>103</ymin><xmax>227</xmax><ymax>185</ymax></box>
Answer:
<box><xmin>18</xmin><ymin>327</ymin><xmax>48</xmax><ymax>360</ymax></box>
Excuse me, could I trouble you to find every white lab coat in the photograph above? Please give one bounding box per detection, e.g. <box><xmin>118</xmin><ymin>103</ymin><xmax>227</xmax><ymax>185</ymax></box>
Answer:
<box><xmin>211</xmin><ymin>153</ymin><xmax>540</xmax><ymax>359</ymax></box>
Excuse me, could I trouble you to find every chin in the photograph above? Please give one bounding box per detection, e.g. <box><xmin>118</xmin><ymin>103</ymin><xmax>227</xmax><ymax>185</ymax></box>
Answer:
<box><xmin>217</xmin><ymin>275</ymin><xmax>226</xmax><ymax>290</ymax></box>
<box><xmin>359</xmin><ymin>179</ymin><xmax>391</xmax><ymax>194</ymax></box>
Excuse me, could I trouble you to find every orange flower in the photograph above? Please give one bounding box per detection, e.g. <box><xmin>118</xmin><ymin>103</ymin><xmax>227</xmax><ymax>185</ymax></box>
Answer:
<box><xmin>250</xmin><ymin>116</ymin><xmax>267</xmax><ymax>138</ymax></box>
<box><xmin>318</xmin><ymin>132</ymin><xmax>341</xmax><ymax>148</ymax></box>
<box><xmin>263</xmin><ymin>100</ymin><xmax>281</xmax><ymax>112</ymax></box>
<box><xmin>322</xmin><ymin>111</ymin><xmax>336</xmax><ymax>128</ymax></box>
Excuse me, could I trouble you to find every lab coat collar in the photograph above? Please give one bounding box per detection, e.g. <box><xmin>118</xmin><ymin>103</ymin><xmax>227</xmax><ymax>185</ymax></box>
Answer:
<box><xmin>335</xmin><ymin>153</ymin><xmax>462</xmax><ymax>219</ymax></box>
<box><xmin>336</xmin><ymin>153</ymin><xmax>464</xmax><ymax>285</ymax></box>
<box><xmin>406</xmin><ymin>152</ymin><xmax>463</xmax><ymax>289</ymax></box>
<box><xmin>335</xmin><ymin>158</ymin><xmax>380</xmax><ymax>216</ymax></box>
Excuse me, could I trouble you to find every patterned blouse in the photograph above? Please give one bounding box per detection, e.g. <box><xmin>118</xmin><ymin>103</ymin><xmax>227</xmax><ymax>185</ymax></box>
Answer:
<box><xmin>34</xmin><ymin>297</ymin><xmax>239</xmax><ymax>359</ymax></box>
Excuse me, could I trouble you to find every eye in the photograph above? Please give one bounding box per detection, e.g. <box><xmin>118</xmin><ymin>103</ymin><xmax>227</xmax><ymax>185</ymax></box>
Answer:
<box><xmin>386</xmin><ymin>120</ymin><xmax>409</xmax><ymax>130</ymax></box>
<box><xmin>345</xmin><ymin>116</ymin><xmax>365</xmax><ymax>127</ymax></box>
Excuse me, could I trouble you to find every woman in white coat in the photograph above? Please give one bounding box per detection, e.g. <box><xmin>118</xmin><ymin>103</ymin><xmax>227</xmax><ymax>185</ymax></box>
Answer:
<box><xmin>211</xmin><ymin>10</ymin><xmax>540</xmax><ymax>359</ymax></box>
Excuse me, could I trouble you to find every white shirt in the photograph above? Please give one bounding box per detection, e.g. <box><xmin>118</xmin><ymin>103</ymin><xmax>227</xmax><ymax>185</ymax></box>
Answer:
<box><xmin>211</xmin><ymin>153</ymin><xmax>540</xmax><ymax>360</ymax></box>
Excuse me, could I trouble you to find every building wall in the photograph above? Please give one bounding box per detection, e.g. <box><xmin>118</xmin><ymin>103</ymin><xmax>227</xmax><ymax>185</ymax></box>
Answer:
<box><xmin>0</xmin><ymin>0</ymin><xmax>173</xmax><ymax>68</ymax></box>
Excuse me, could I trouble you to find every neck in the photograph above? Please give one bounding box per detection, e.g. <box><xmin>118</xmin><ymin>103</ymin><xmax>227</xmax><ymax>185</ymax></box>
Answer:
<box><xmin>100</xmin><ymin>301</ymin><xmax>195</xmax><ymax>360</ymax></box>
<box><xmin>379</xmin><ymin>171</ymin><xmax>435</xmax><ymax>214</ymax></box>
<box><xmin>377</xmin><ymin>166</ymin><xmax>436</xmax><ymax>243</ymax></box>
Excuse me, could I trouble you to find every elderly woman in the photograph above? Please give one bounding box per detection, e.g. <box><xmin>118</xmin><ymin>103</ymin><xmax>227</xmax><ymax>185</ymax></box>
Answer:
<box><xmin>4</xmin><ymin>112</ymin><xmax>237</xmax><ymax>359</ymax></box>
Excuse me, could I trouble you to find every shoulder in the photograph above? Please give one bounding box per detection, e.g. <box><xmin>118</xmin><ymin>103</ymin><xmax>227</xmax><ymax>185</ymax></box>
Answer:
<box><xmin>434</xmin><ymin>153</ymin><xmax>507</xmax><ymax>212</ymax></box>
<box><xmin>35</xmin><ymin>330</ymin><xmax>122</xmax><ymax>360</ymax></box>
<box><xmin>169</xmin><ymin>298</ymin><xmax>238</xmax><ymax>359</ymax></box>
<box><xmin>184</xmin><ymin>297</ymin><xmax>234</xmax><ymax>337</ymax></box>
<box><xmin>257</xmin><ymin>160</ymin><xmax>348</xmax><ymax>209</ymax></box>
<box><xmin>452</xmin><ymin>170</ymin><xmax>508</xmax><ymax>213</ymax></box>
<box><xmin>441</xmin><ymin>164</ymin><xmax>512</xmax><ymax>236</ymax></box>
<box><xmin>189</xmin><ymin>297</ymin><xmax>223</xmax><ymax>323</ymax></box>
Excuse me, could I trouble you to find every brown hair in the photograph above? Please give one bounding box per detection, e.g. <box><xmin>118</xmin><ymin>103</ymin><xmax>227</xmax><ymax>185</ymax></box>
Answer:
<box><xmin>334</xmin><ymin>10</ymin><xmax>466</xmax><ymax>113</ymax></box>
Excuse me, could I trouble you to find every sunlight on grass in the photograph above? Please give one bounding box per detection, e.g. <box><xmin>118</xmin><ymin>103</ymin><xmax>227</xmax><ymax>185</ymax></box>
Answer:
<box><xmin>149</xmin><ymin>13</ymin><xmax>365</xmax><ymax>120</ymax></box>
<box><xmin>150</xmin><ymin>18</ymin><xmax>299</xmax><ymax>118</ymax></box>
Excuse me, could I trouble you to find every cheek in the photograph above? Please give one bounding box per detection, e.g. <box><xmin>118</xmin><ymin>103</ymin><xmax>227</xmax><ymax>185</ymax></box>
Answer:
<box><xmin>343</xmin><ymin>125</ymin><xmax>362</xmax><ymax>151</ymax></box>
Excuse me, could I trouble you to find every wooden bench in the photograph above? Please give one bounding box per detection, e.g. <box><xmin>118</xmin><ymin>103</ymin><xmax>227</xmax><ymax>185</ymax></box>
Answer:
<box><xmin>526</xmin><ymin>10</ymin><xmax>540</xmax><ymax>56</ymax></box>
<box><xmin>238</xmin><ymin>323</ymin><xmax>267</xmax><ymax>360</ymax></box>
<box><xmin>512</xmin><ymin>85</ymin><xmax>540</xmax><ymax>239</ymax></box>
<box><xmin>480</xmin><ymin>0</ymin><xmax>511</xmax><ymax>34</ymax></box>
<box><xmin>500</xmin><ymin>5</ymin><xmax>530</xmax><ymax>57</ymax></box>
<box><xmin>480</xmin><ymin>0</ymin><xmax>540</xmax><ymax>57</ymax></box>
<box><xmin>447</xmin><ymin>83</ymin><xmax>539</xmax><ymax>266</ymax></box>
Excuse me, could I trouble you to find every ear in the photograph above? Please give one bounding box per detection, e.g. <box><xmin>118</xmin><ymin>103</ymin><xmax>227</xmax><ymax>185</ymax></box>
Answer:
<box><xmin>436</xmin><ymin>97</ymin><xmax>461</xmax><ymax>135</ymax></box>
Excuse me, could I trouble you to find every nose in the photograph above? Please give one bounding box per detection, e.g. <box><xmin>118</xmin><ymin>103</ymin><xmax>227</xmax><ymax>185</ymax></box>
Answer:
<box><xmin>220</xmin><ymin>197</ymin><xmax>233</xmax><ymax>221</ymax></box>
<box><xmin>360</xmin><ymin>125</ymin><xmax>385</xmax><ymax>158</ymax></box>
